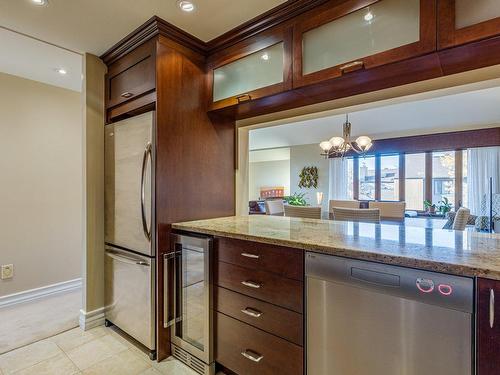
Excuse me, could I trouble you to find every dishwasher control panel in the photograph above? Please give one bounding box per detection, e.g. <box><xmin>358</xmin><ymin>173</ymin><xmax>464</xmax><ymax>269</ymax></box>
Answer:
<box><xmin>306</xmin><ymin>252</ymin><xmax>474</xmax><ymax>314</ymax></box>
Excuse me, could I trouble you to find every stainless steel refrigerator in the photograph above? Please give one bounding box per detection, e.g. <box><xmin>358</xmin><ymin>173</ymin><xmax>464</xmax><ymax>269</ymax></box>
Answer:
<box><xmin>104</xmin><ymin>111</ymin><xmax>156</xmax><ymax>359</ymax></box>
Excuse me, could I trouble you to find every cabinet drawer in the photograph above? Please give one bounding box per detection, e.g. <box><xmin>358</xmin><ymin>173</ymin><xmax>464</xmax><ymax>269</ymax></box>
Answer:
<box><xmin>216</xmin><ymin>312</ymin><xmax>303</xmax><ymax>375</ymax></box>
<box><xmin>106</xmin><ymin>40</ymin><xmax>156</xmax><ymax>109</ymax></box>
<box><xmin>215</xmin><ymin>262</ymin><xmax>303</xmax><ymax>313</ymax></box>
<box><xmin>216</xmin><ymin>237</ymin><xmax>303</xmax><ymax>280</ymax></box>
<box><xmin>215</xmin><ymin>287</ymin><xmax>303</xmax><ymax>346</ymax></box>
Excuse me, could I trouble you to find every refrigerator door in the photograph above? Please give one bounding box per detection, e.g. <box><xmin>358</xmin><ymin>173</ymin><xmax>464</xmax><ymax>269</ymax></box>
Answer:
<box><xmin>105</xmin><ymin>246</ymin><xmax>155</xmax><ymax>350</ymax></box>
<box><xmin>105</xmin><ymin>111</ymin><xmax>154</xmax><ymax>256</ymax></box>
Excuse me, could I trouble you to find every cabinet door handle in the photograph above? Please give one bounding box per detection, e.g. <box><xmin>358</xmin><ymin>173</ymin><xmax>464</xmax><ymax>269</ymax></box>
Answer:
<box><xmin>241</xmin><ymin>307</ymin><xmax>263</xmax><ymax>318</ymax></box>
<box><xmin>339</xmin><ymin>60</ymin><xmax>364</xmax><ymax>74</ymax></box>
<box><xmin>121</xmin><ymin>91</ymin><xmax>133</xmax><ymax>98</ymax></box>
<box><xmin>490</xmin><ymin>288</ymin><xmax>495</xmax><ymax>329</ymax></box>
<box><xmin>241</xmin><ymin>252</ymin><xmax>259</xmax><ymax>259</ymax></box>
<box><xmin>241</xmin><ymin>280</ymin><xmax>261</xmax><ymax>289</ymax></box>
<box><xmin>241</xmin><ymin>349</ymin><xmax>264</xmax><ymax>363</ymax></box>
<box><xmin>236</xmin><ymin>94</ymin><xmax>252</xmax><ymax>103</ymax></box>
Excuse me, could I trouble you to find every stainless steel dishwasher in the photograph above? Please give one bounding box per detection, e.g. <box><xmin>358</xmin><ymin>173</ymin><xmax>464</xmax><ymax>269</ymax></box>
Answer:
<box><xmin>306</xmin><ymin>252</ymin><xmax>474</xmax><ymax>375</ymax></box>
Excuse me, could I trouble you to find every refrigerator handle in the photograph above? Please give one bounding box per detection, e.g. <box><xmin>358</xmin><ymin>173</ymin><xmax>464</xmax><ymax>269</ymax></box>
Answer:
<box><xmin>106</xmin><ymin>250</ymin><xmax>150</xmax><ymax>267</ymax></box>
<box><xmin>141</xmin><ymin>142</ymin><xmax>152</xmax><ymax>242</ymax></box>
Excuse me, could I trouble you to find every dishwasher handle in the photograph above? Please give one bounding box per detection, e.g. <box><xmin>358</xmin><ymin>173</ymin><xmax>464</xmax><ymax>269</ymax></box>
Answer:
<box><xmin>350</xmin><ymin>267</ymin><xmax>400</xmax><ymax>288</ymax></box>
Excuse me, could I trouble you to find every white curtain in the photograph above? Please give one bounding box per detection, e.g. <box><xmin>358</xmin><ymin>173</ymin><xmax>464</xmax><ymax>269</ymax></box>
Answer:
<box><xmin>467</xmin><ymin>146</ymin><xmax>500</xmax><ymax>215</ymax></box>
<box><xmin>328</xmin><ymin>158</ymin><xmax>348</xmax><ymax>201</ymax></box>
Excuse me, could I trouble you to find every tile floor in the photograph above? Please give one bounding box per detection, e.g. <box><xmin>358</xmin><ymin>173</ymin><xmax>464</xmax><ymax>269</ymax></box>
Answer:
<box><xmin>0</xmin><ymin>326</ymin><xmax>198</xmax><ymax>375</ymax></box>
<box><xmin>0</xmin><ymin>289</ymin><xmax>81</xmax><ymax>354</ymax></box>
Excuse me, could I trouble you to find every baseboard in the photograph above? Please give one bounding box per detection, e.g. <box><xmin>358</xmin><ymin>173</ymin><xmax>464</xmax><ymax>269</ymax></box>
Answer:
<box><xmin>0</xmin><ymin>278</ymin><xmax>82</xmax><ymax>309</ymax></box>
<box><xmin>79</xmin><ymin>307</ymin><xmax>105</xmax><ymax>331</ymax></box>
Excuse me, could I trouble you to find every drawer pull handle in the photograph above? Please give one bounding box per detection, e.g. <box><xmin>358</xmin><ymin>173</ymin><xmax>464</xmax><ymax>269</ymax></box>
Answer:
<box><xmin>241</xmin><ymin>349</ymin><xmax>264</xmax><ymax>363</ymax></box>
<box><xmin>241</xmin><ymin>252</ymin><xmax>259</xmax><ymax>259</ymax></box>
<box><xmin>241</xmin><ymin>280</ymin><xmax>261</xmax><ymax>289</ymax></box>
<box><xmin>339</xmin><ymin>60</ymin><xmax>364</xmax><ymax>74</ymax></box>
<box><xmin>121</xmin><ymin>92</ymin><xmax>133</xmax><ymax>98</ymax></box>
<box><xmin>490</xmin><ymin>288</ymin><xmax>495</xmax><ymax>329</ymax></box>
<box><xmin>241</xmin><ymin>307</ymin><xmax>263</xmax><ymax>318</ymax></box>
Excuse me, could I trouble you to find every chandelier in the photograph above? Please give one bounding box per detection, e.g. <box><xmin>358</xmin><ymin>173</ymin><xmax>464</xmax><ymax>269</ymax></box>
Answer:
<box><xmin>319</xmin><ymin>114</ymin><xmax>373</xmax><ymax>159</ymax></box>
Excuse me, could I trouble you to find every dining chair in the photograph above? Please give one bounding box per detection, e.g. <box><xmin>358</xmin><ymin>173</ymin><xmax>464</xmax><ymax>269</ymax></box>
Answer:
<box><xmin>332</xmin><ymin>207</ymin><xmax>380</xmax><ymax>223</ymax></box>
<box><xmin>368</xmin><ymin>201</ymin><xmax>406</xmax><ymax>221</ymax></box>
<box><xmin>265</xmin><ymin>199</ymin><xmax>285</xmax><ymax>216</ymax></box>
<box><xmin>328</xmin><ymin>200</ymin><xmax>360</xmax><ymax>212</ymax></box>
<box><xmin>452</xmin><ymin>207</ymin><xmax>471</xmax><ymax>230</ymax></box>
<box><xmin>284</xmin><ymin>205</ymin><xmax>322</xmax><ymax>219</ymax></box>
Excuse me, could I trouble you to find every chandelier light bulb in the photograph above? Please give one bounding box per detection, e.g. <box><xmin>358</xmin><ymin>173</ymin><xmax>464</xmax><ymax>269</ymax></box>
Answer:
<box><xmin>329</xmin><ymin>136</ymin><xmax>345</xmax><ymax>148</ymax></box>
<box><xmin>319</xmin><ymin>141</ymin><xmax>333</xmax><ymax>152</ymax></box>
<box><xmin>356</xmin><ymin>136</ymin><xmax>372</xmax><ymax>149</ymax></box>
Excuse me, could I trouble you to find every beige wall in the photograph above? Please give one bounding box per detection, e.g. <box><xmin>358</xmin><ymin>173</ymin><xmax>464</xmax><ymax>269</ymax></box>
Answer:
<box><xmin>249</xmin><ymin>160</ymin><xmax>291</xmax><ymax>200</ymax></box>
<box><xmin>81</xmin><ymin>54</ymin><xmax>106</xmax><ymax>315</ymax></box>
<box><xmin>0</xmin><ymin>72</ymin><xmax>82</xmax><ymax>297</ymax></box>
<box><xmin>290</xmin><ymin>144</ymin><xmax>329</xmax><ymax>212</ymax></box>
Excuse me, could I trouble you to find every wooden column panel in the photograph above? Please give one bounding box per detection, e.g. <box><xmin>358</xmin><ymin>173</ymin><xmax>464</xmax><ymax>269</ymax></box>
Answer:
<box><xmin>425</xmin><ymin>152</ymin><xmax>433</xmax><ymax>204</ymax></box>
<box><xmin>455</xmin><ymin>150</ymin><xmax>463</xmax><ymax>208</ymax></box>
<box><xmin>399</xmin><ymin>154</ymin><xmax>406</xmax><ymax>202</ymax></box>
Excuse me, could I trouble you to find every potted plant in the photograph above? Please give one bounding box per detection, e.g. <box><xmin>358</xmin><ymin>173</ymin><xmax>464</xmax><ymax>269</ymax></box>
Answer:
<box><xmin>284</xmin><ymin>192</ymin><xmax>308</xmax><ymax>206</ymax></box>
<box><xmin>437</xmin><ymin>197</ymin><xmax>452</xmax><ymax>216</ymax></box>
<box><xmin>423</xmin><ymin>200</ymin><xmax>436</xmax><ymax>215</ymax></box>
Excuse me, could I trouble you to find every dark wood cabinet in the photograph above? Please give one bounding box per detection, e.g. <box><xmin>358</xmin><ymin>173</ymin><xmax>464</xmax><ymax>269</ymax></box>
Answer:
<box><xmin>105</xmin><ymin>39</ymin><xmax>156</xmax><ymax>110</ymax></box>
<box><xmin>207</xmin><ymin>26</ymin><xmax>293</xmax><ymax>111</ymax></box>
<box><xmin>214</xmin><ymin>237</ymin><xmax>304</xmax><ymax>374</ymax></box>
<box><xmin>438</xmin><ymin>0</ymin><xmax>500</xmax><ymax>49</ymax></box>
<box><xmin>215</xmin><ymin>261</ymin><xmax>303</xmax><ymax>313</ymax></box>
<box><xmin>215</xmin><ymin>287</ymin><xmax>303</xmax><ymax>345</ymax></box>
<box><xmin>293</xmin><ymin>0</ymin><xmax>437</xmax><ymax>88</ymax></box>
<box><xmin>477</xmin><ymin>277</ymin><xmax>500</xmax><ymax>375</ymax></box>
<box><xmin>216</xmin><ymin>237</ymin><xmax>303</xmax><ymax>281</ymax></box>
<box><xmin>215</xmin><ymin>312</ymin><xmax>303</xmax><ymax>375</ymax></box>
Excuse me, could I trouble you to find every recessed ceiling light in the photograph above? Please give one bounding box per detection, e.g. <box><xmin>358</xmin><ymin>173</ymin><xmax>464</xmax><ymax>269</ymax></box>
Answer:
<box><xmin>31</xmin><ymin>0</ymin><xmax>49</xmax><ymax>6</ymax></box>
<box><xmin>364</xmin><ymin>12</ymin><xmax>374</xmax><ymax>22</ymax></box>
<box><xmin>56</xmin><ymin>68</ymin><xmax>67</xmax><ymax>75</ymax></box>
<box><xmin>178</xmin><ymin>1</ymin><xmax>195</xmax><ymax>12</ymax></box>
<box><xmin>260</xmin><ymin>53</ymin><xmax>269</xmax><ymax>61</ymax></box>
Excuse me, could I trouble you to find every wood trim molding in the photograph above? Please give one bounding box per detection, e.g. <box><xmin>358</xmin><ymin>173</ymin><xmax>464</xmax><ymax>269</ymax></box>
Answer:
<box><xmin>100</xmin><ymin>1</ymin><xmax>331</xmax><ymax>63</ymax></box>
<box><xmin>100</xmin><ymin>16</ymin><xmax>207</xmax><ymax>64</ymax></box>
<box><xmin>335</xmin><ymin>127</ymin><xmax>500</xmax><ymax>157</ymax></box>
<box><xmin>206</xmin><ymin>0</ymin><xmax>331</xmax><ymax>54</ymax></box>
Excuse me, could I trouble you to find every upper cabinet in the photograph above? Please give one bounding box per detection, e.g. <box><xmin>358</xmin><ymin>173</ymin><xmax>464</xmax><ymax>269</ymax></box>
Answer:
<box><xmin>293</xmin><ymin>0</ymin><xmax>437</xmax><ymax>88</ymax></box>
<box><xmin>208</xmin><ymin>27</ymin><xmax>292</xmax><ymax>110</ymax></box>
<box><xmin>105</xmin><ymin>39</ymin><xmax>156</xmax><ymax>110</ymax></box>
<box><xmin>438</xmin><ymin>0</ymin><xmax>500</xmax><ymax>49</ymax></box>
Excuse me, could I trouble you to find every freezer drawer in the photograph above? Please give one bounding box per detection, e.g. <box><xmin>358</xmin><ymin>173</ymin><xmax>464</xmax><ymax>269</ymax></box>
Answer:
<box><xmin>105</xmin><ymin>247</ymin><xmax>155</xmax><ymax>350</ymax></box>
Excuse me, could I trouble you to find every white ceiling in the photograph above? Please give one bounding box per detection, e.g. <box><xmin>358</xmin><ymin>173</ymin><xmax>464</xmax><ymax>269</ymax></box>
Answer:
<box><xmin>0</xmin><ymin>0</ymin><xmax>287</xmax><ymax>55</ymax></box>
<box><xmin>0</xmin><ymin>27</ymin><xmax>82</xmax><ymax>92</ymax></box>
<box><xmin>249</xmin><ymin>86</ymin><xmax>500</xmax><ymax>150</ymax></box>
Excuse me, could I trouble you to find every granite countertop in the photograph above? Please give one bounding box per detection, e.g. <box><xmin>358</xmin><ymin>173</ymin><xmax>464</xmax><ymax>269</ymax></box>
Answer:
<box><xmin>172</xmin><ymin>215</ymin><xmax>500</xmax><ymax>280</ymax></box>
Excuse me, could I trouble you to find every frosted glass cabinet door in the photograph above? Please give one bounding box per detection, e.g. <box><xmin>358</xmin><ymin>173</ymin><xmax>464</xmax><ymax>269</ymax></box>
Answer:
<box><xmin>294</xmin><ymin>0</ymin><xmax>436</xmax><ymax>87</ymax></box>
<box><xmin>212</xmin><ymin>42</ymin><xmax>285</xmax><ymax>103</ymax></box>
<box><xmin>438</xmin><ymin>0</ymin><xmax>500</xmax><ymax>48</ymax></box>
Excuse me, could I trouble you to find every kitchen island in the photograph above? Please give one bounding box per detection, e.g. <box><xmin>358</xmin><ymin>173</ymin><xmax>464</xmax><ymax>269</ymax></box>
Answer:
<box><xmin>172</xmin><ymin>215</ymin><xmax>500</xmax><ymax>375</ymax></box>
<box><xmin>173</xmin><ymin>215</ymin><xmax>500</xmax><ymax>280</ymax></box>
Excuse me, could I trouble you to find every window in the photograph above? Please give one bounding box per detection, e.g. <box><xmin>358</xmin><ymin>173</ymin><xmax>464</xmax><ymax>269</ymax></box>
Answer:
<box><xmin>462</xmin><ymin>150</ymin><xmax>468</xmax><ymax>208</ymax></box>
<box><xmin>380</xmin><ymin>155</ymin><xmax>399</xmax><ymax>201</ymax></box>
<box><xmin>358</xmin><ymin>156</ymin><xmax>375</xmax><ymax>200</ymax></box>
<box><xmin>346</xmin><ymin>158</ymin><xmax>354</xmax><ymax>199</ymax></box>
<box><xmin>432</xmin><ymin>151</ymin><xmax>455</xmax><ymax>209</ymax></box>
<box><xmin>405</xmin><ymin>153</ymin><xmax>426</xmax><ymax>210</ymax></box>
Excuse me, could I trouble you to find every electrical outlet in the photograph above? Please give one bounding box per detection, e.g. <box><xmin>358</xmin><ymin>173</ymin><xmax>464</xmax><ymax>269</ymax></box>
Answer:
<box><xmin>1</xmin><ymin>264</ymin><xmax>14</xmax><ymax>280</ymax></box>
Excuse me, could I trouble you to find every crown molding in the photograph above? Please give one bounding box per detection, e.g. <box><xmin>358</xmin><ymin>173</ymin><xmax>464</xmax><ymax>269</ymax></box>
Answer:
<box><xmin>206</xmin><ymin>0</ymin><xmax>330</xmax><ymax>54</ymax></box>
<box><xmin>100</xmin><ymin>16</ymin><xmax>207</xmax><ymax>64</ymax></box>
<box><xmin>100</xmin><ymin>1</ymin><xmax>331</xmax><ymax>64</ymax></box>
